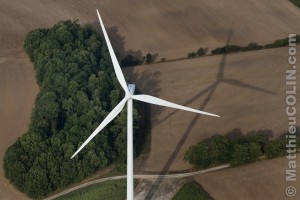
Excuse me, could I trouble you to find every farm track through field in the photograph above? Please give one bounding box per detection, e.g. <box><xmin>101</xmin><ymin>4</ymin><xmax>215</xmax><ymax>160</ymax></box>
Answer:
<box><xmin>44</xmin><ymin>164</ymin><xmax>230</xmax><ymax>200</ymax></box>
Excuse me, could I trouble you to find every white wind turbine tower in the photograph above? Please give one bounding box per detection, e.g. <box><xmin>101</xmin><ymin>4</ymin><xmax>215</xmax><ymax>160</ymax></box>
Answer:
<box><xmin>71</xmin><ymin>9</ymin><xmax>220</xmax><ymax>200</ymax></box>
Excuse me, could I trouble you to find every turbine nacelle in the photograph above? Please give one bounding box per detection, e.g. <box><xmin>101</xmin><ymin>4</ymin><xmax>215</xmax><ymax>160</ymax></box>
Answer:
<box><xmin>125</xmin><ymin>84</ymin><xmax>135</xmax><ymax>99</ymax></box>
<box><xmin>128</xmin><ymin>84</ymin><xmax>135</xmax><ymax>94</ymax></box>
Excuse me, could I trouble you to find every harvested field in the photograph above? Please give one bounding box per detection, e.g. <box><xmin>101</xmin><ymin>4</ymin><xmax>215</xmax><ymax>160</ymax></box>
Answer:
<box><xmin>124</xmin><ymin>46</ymin><xmax>300</xmax><ymax>172</ymax></box>
<box><xmin>1</xmin><ymin>0</ymin><xmax>300</xmax><ymax>59</ymax></box>
<box><xmin>0</xmin><ymin>52</ymin><xmax>38</xmax><ymax>200</ymax></box>
<box><xmin>195</xmin><ymin>156</ymin><xmax>300</xmax><ymax>200</ymax></box>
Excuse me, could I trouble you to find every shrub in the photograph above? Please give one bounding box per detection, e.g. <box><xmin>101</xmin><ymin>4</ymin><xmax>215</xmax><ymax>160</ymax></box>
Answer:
<box><xmin>265</xmin><ymin>38</ymin><xmax>289</xmax><ymax>49</ymax></box>
<box><xmin>248</xmin><ymin>142</ymin><xmax>262</xmax><ymax>162</ymax></box>
<box><xmin>187</xmin><ymin>52</ymin><xmax>197</xmax><ymax>58</ymax></box>
<box><xmin>230</xmin><ymin>144</ymin><xmax>249</xmax><ymax>166</ymax></box>
<box><xmin>197</xmin><ymin>48</ymin><xmax>206</xmax><ymax>56</ymax></box>
<box><xmin>185</xmin><ymin>142</ymin><xmax>211</xmax><ymax>168</ymax></box>
<box><xmin>145</xmin><ymin>53</ymin><xmax>153</xmax><ymax>64</ymax></box>
<box><xmin>265</xmin><ymin>139</ymin><xmax>286</xmax><ymax>158</ymax></box>
<box><xmin>210</xmin><ymin>135</ymin><xmax>231</xmax><ymax>164</ymax></box>
<box><xmin>211</xmin><ymin>45</ymin><xmax>243</xmax><ymax>55</ymax></box>
<box><xmin>238</xmin><ymin>130</ymin><xmax>270</xmax><ymax>153</ymax></box>
<box><xmin>245</xmin><ymin>42</ymin><xmax>263</xmax><ymax>51</ymax></box>
<box><xmin>121</xmin><ymin>54</ymin><xmax>141</xmax><ymax>67</ymax></box>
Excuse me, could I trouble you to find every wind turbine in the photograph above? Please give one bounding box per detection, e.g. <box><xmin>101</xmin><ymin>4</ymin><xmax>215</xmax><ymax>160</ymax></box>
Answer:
<box><xmin>71</xmin><ymin>9</ymin><xmax>220</xmax><ymax>200</ymax></box>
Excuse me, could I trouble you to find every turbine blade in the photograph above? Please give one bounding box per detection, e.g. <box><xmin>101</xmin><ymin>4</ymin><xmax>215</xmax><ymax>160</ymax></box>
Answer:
<box><xmin>71</xmin><ymin>98</ymin><xmax>127</xmax><ymax>158</ymax></box>
<box><xmin>96</xmin><ymin>9</ymin><xmax>128</xmax><ymax>93</ymax></box>
<box><xmin>133</xmin><ymin>94</ymin><xmax>220</xmax><ymax>117</ymax></box>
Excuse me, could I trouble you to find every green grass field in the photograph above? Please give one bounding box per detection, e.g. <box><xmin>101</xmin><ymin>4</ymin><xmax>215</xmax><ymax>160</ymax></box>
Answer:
<box><xmin>172</xmin><ymin>181</ymin><xmax>213</xmax><ymax>200</ymax></box>
<box><xmin>290</xmin><ymin>0</ymin><xmax>300</xmax><ymax>8</ymax></box>
<box><xmin>55</xmin><ymin>179</ymin><xmax>127</xmax><ymax>200</ymax></box>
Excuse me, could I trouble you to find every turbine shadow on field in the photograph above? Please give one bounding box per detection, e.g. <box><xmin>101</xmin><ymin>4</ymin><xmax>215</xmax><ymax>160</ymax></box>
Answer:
<box><xmin>145</xmin><ymin>28</ymin><xmax>277</xmax><ymax>199</ymax></box>
<box><xmin>152</xmin><ymin>30</ymin><xmax>276</xmax><ymax>129</ymax></box>
<box><xmin>91</xmin><ymin>22</ymin><xmax>143</xmax><ymax>58</ymax></box>
<box><xmin>93</xmin><ymin>24</ymin><xmax>163</xmax><ymax>97</ymax></box>
<box><xmin>92</xmin><ymin>23</ymin><xmax>171</xmax><ymax>123</ymax></box>
<box><xmin>92</xmin><ymin>23</ymin><xmax>163</xmax><ymax>106</ymax></box>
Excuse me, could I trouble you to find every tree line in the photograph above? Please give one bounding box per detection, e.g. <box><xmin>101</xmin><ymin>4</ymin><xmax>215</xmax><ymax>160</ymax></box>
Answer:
<box><xmin>185</xmin><ymin>128</ymin><xmax>299</xmax><ymax>168</ymax></box>
<box><xmin>120</xmin><ymin>35</ymin><xmax>300</xmax><ymax>67</ymax></box>
<box><xmin>211</xmin><ymin>35</ymin><xmax>300</xmax><ymax>55</ymax></box>
<box><xmin>121</xmin><ymin>53</ymin><xmax>155</xmax><ymax>67</ymax></box>
<box><xmin>4</xmin><ymin>20</ymin><xmax>147</xmax><ymax>198</ymax></box>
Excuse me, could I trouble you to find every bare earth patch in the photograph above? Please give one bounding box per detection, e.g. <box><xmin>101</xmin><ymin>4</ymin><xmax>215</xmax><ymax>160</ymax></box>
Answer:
<box><xmin>135</xmin><ymin>179</ymin><xmax>186</xmax><ymax>200</ymax></box>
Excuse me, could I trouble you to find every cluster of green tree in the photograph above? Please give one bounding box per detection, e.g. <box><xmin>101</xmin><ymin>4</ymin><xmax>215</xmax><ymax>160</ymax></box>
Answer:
<box><xmin>265</xmin><ymin>35</ymin><xmax>300</xmax><ymax>48</ymax></box>
<box><xmin>290</xmin><ymin>0</ymin><xmax>300</xmax><ymax>8</ymax></box>
<box><xmin>145</xmin><ymin>53</ymin><xmax>154</xmax><ymax>64</ymax></box>
<box><xmin>187</xmin><ymin>48</ymin><xmax>206</xmax><ymax>58</ymax></box>
<box><xmin>212</xmin><ymin>43</ymin><xmax>263</xmax><ymax>55</ymax></box>
<box><xmin>172</xmin><ymin>181</ymin><xmax>213</xmax><ymax>200</ymax></box>
<box><xmin>120</xmin><ymin>53</ymin><xmax>155</xmax><ymax>67</ymax></box>
<box><xmin>3</xmin><ymin>20</ymin><xmax>147</xmax><ymax>198</ymax></box>
<box><xmin>212</xmin><ymin>35</ymin><xmax>300</xmax><ymax>55</ymax></box>
<box><xmin>185</xmin><ymin>129</ymin><xmax>299</xmax><ymax>168</ymax></box>
<box><xmin>121</xmin><ymin>54</ymin><xmax>142</xmax><ymax>67</ymax></box>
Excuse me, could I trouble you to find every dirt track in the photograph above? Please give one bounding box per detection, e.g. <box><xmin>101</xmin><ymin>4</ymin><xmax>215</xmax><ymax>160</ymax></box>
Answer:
<box><xmin>44</xmin><ymin>164</ymin><xmax>229</xmax><ymax>200</ymax></box>
<box><xmin>44</xmin><ymin>157</ymin><xmax>300</xmax><ymax>200</ymax></box>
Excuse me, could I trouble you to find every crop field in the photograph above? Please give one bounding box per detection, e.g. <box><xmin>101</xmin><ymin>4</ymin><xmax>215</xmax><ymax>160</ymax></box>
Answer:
<box><xmin>0</xmin><ymin>53</ymin><xmax>38</xmax><ymax>200</ymax></box>
<box><xmin>195</xmin><ymin>156</ymin><xmax>300</xmax><ymax>200</ymax></box>
<box><xmin>1</xmin><ymin>0</ymin><xmax>300</xmax><ymax>59</ymax></box>
<box><xmin>172</xmin><ymin>181</ymin><xmax>212</xmax><ymax>200</ymax></box>
<box><xmin>124</xmin><ymin>46</ymin><xmax>300</xmax><ymax>172</ymax></box>
<box><xmin>54</xmin><ymin>179</ymin><xmax>127</xmax><ymax>200</ymax></box>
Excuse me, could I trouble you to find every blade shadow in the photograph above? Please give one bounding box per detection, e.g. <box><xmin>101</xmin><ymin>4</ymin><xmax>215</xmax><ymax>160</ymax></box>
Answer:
<box><xmin>145</xmin><ymin>79</ymin><xmax>217</xmax><ymax>200</ymax></box>
<box><xmin>152</xmin><ymin>82</ymin><xmax>217</xmax><ymax>127</ymax></box>
<box><xmin>144</xmin><ymin>28</ymin><xmax>233</xmax><ymax>200</ymax></box>
<box><xmin>144</xmin><ymin>27</ymin><xmax>277</xmax><ymax>199</ymax></box>
<box><xmin>151</xmin><ymin>28</ymin><xmax>232</xmax><ymax>128</ymax></box>
<box><xmin>223</xmin><ymin>79</ymin><xmax>277</xmax><ymax>95</ymax></box>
